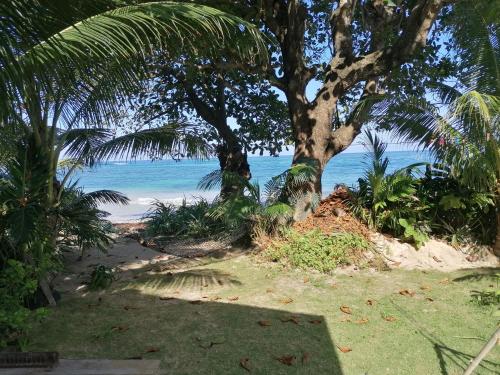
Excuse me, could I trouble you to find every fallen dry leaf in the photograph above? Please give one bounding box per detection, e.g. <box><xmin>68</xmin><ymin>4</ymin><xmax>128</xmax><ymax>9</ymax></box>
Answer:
<box><xmin>240</xmin><ymin>358</ymin><xmax>251</xmax><ymax>372</ymax></box>
<box><xmin>276</xmin><ymin>355</ymin><xmax>296</xmax><ymax>366</ymax></box>
<box><xmin>420</xmin><ymin>285</ymin><xmax>432</xmax><ymax>291</ymax></box>
<box><xmin>303</xmin><ymin>277</ymin><xmax>309</xmax><ymax>283</ymax></box>
<box><xmin>111</xmin><ymin>325</ymin><xmax>128</xmax><ymax>332</ymax></box>
<box><xmin>144</xmin><ymin>347</ymin><xmax>159</xmax><ymax>353</ymax></box>
<box><xmin>355</xmin><ymin>318</ymin><xmax>369</xmax><ymax>324</ymax></box>
<box><xmin>366</xmin><ymin>299</ymin><xmax>376</xmax><ymax>306</ymax></box>
<box><xmin>280</xmin><ymin>316</ymin><xmax>300</xmax><ymax>324</ymax></box>
<box><xmin>399</xmin><ymin>289</ymin><xmax>415</xmax><ymax>297</ymax></box>
<box><xmin>228</xmin><ymin>296</ymin><xmax>239</xmax><ymax>301</ymax></box>
<box><xmin>309</xmin><ymin>319</ymin><xmax>322</xmax><ymax>325</ymax></box>
<box><xmin>383</xmin><ymin>315</ymin><xmax>397</xmax><ymax>322</ymax></box>
<box><xmin>258</xmin><ymin>320</ymin><xmax>272</xmax><ymax>327</ymax></box>
<box><xmin>337</xmin><ymin>346</ymin><xmax>352</xmax><ymax>353</ymax></box>
<box><xmin>280</xmin><ymin>297</ymin><xmax>294</xmax><ymax>304</ymax></box>
<box><xmin>425</xmin><ymin>297</ymin><xmax>434</xmax><ymax>302</ymax></box>
<box><xmin>340</xmin><ymin>305</ymin><xmax>352</xmax><ymax>314</ymax></box>
<box><xmin>432</xmin><ymin>256</ymin><xmax>442</xmax><ymax>263</ymax></box>
<box><xmin>265</xmin><ymin>288</ymin><xmax>274</xmax><ymax>293</ymax></box>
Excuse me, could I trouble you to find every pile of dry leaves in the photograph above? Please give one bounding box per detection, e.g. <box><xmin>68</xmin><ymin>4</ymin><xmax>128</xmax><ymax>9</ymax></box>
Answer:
<box><xmin>293</xmin><ymin>187</ymin><xmax>370</xmax><ymax>239</ymax></box>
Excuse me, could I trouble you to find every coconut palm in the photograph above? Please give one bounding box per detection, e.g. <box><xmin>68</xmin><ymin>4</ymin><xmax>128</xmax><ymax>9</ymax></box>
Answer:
<box><xmin>0</xmin><ymin>0</ymin><xmax>267</xmax><ymax>305</ymax></box>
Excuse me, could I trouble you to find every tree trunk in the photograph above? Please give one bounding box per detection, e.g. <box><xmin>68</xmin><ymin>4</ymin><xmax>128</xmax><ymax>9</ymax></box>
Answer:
<box><xmin>216</xmin><ymin>143</ymin><xmax>251</xmax><ymax>198</ymax></box>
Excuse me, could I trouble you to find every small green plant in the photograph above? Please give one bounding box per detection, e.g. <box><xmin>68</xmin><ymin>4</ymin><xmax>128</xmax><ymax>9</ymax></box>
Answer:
<box><xmin>266</xmin><ymin>230</ymin><xmax>371</xmax><ymax>273</ymax></box>
<box><xmin>144</xmin><ymin>198</ymin><xmax>226</xmax><ymax>238</ymax></box>
<box><xmin>398</xmin><ymin>218</ymin><xmax>428</xmax><ymax>249</ymax></box>
<box><xmin>471</xmin><ymin>273</ymin><xmax>500</xmax><ymax>308</ymax></box>
<box><xmin>88</xmin><ymin>265</ymin><xmax>115</xmax><ymax>290</ymax></box>
<box><xmin>0</xmin><ymin>260</ymin><xmax>47</xmax><ymax>349</ymax></box>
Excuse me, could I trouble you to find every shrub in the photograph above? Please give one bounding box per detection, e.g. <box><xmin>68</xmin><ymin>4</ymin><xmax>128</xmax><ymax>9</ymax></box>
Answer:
<box><xmin>266</xmin><ymin>230</ymin><xmax>371</xmax><ymax>272</ymax></box>
<box><xmin>144</xmin><ymin>198</ymin><xmax>225</xmax><ymax>238</ymax></box>
<box><xmin>0</xmin><ymin>260</ymin><xmax>47</xmax><ymax>349</ymax></box>
<box><xmin>88</xmin><ymin>264</ymin><xmax>115</xmax><ymax>290</ymax></box>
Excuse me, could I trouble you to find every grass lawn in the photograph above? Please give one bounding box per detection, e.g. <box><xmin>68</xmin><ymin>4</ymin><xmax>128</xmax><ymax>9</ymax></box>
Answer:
<box><xmin>27</xmin><ymin>255</ymin><xmax>499</xmax><ymax>374</ymax></box>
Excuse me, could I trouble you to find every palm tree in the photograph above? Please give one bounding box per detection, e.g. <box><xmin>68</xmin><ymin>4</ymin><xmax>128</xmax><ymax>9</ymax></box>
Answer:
<box><xmin>0</xmin><ymin>0</ymin><xmax>267</xmax><ymax>305</ymax></box>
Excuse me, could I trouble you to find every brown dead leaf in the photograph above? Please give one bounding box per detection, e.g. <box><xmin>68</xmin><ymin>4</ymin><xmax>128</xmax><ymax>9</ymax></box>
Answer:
<box><xmin>276</xmin><ymin>355</ymin><xmax>296</xmax><ymax>366</ymax></box>
<box><xmin>383</xmin><ymin>315</ymin><xmax>397</xmax><ymax>322</ymax></box>
<box><xmin>425</xmin><ymin>297</ymin><xmax>434</xmax><ymax>302</ymax></box>
<box><xmin>280</xmin><ymin>297</ymin><xmax>294</xmax><ymax>304</ymax></box>
<box><xmin>280</xmin><ymin>316</ymin><xmax>300</xmax><ymax>324</ymax></box>
<box><xmin>258</xmin><ymin>320</ymin><xmax>272</xmax><ymax>327</ymax></box>
<box><xmin>420</xmin><ymin>285</ymin><xmax>432</xmax><ymax>291</ymax></box>
<box><xmin>303</xmin><ymin>277</ymin><xmax>309</xmax><ymax>283</ymax></box>
<box><xmin>301</xmin><ymin>352</ymin><xmax>310</xmax><ymax>364</ymax></box>
<box><xmin>144</xmin><ymin>347</ymin><xmax>159</xmax><ymax>353</ymax></box>
<box><xmin>340</xmin><ymin>305</ymin><xmax>352</xmax><ymax>314</ymax></box>
<box><xmin>309</xmin><ymin>319</ymin><xmax>322</xmax><ymax>325</ymax></box>
<box><xmin>240</xmin><ymin>358</ymin><xmax>251</xmax><ymax>372</ymax></box>
<box><xmin>228</xmin><ymin>296</ymin><xmax>239</xmax><ymax>301</ymax></box>
<box><xmin>265</xmin><ymin>288</ymin><xmax>274</xmax><ymax>293</ymax></box>
<box><xmin>337</xmin><ymin>346</ymin><xmax>352</xmax><ymax>353</ymax></box>
<box><xmin>366</xmin><ymin>299</ymin><xmax>376</xmax><ymax>306</ymax></box>
<box><xmin>111</xmin><ymin>325</ymin><xmax>128</xmax><ymax>332</ymax></box>
<box><xmin>432</xmin><ymin>256</ymin><xmax>442</xmax><ymax>263</ymax></box>
<box><xmin>399</xmin><ymin>289</ymin><xmax>415</xmax><ymax>297</ymax></box>
<box><xmin>355</xmin><ymin>318</ymin><xmax>369</xmax><ymax>324</ymax></box>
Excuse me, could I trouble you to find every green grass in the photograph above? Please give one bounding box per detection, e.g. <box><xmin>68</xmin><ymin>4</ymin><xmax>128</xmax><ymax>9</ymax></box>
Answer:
<box><xmin>27</xmin><ymin>256</ymin><xmax>500</xmax><ymax>374</ymax></box>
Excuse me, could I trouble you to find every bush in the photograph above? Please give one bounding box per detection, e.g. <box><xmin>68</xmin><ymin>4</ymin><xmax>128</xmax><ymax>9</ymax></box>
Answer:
<box><xmin>144</xmin><ymin>198</ymin><xmax>226</xmax><ymax>238</ymax></box>
<box><xmin>0</xmin><ymin>260</ymin><xmax>47</xmax><ymax>349</ymax></box>
<box><xmin>266</xmin><ymin>230</ymin><xmax>371</xmax><ymax>272</ymax></box>
<box><xmin>88</xmin><ymin>264</ymin><xmax>115</xmax><ymax>290</ymax></box>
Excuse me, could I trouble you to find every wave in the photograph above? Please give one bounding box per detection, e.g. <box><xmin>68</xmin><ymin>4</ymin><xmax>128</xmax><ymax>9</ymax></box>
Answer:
<box><xmin>134</xmin><ymin>196</ymin><xmax>205</xmax><ymax>206</ymax></box>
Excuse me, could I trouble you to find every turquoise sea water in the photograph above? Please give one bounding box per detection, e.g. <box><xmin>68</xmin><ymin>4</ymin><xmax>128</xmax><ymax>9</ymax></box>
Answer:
<box><xmin>74</xmin><ymin>151</ymin><xmax>431</xmax><ymax>222</ymax></box>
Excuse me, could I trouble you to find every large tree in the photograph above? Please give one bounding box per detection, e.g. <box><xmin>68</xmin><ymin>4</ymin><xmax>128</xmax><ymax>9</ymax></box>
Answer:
<box><xmin>195</xmin><ymin>0</ymin><xmax>456</xmax><ymax>219</ymax></box>
<box><xmin>132</xmin><ymin>55</ymin><xmax>290</xmax><ymax>196</ymax></box>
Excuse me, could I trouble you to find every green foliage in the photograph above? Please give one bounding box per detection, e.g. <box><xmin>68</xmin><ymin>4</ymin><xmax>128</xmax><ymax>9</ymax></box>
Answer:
<box><xmin>348</xmin><ymin>132</ymin><xmax>430</xmax><ymax>247</ymax></box>
<box><xmin>144</xmin><ymin>198</ymin><xmax>225</xmax><ymax>238</ymax></box>
<box><xmin>88</xmin><ymin>264</ymin><xmax>115</xmax><ymax>290</ymax></box>
<box><xmin>471</xmin><ymin>273</ymin><xmax>500</xmax><ymax>309</ymax></box>
<box><xmin>0</xmin><ymin>260</ymin><xmax>47</xmax><ymax>349</ymax></box>
<box><xmin>266</xmin><ymin>230</ymin><xmax>370</xmax><ymax>273</ymax></box>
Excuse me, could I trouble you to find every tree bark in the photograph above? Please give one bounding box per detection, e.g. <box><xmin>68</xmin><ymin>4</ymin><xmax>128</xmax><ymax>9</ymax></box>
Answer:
<box><xmin>259</xmin><ymin>0</ymin><xmax>448</xmax><ymax>220</ymax></box>
<box><xmin>216</xmin><ymin>143</ymin><xmax>251</xmax><ymax>197</ymax></box>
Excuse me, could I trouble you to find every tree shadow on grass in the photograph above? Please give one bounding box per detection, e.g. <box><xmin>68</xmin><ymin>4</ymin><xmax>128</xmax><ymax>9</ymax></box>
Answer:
<box><xmin>126</xmin><ymin>268</ymin><xmax>242</xmax><ymax>293</ymax></box>
<box><xmin>33</xmin><ymin>286</ymin><xmax>344</xmax><ymax>375</ymax></box>
<box><xmin>452</xmin><ymin>268</ymin><xmax>499</xmax><ymax>283</ymax></box>
<box><xmin>391</xmin><ymin>300</ymin><xmax>499</xmax><ymax>375</ymax></box>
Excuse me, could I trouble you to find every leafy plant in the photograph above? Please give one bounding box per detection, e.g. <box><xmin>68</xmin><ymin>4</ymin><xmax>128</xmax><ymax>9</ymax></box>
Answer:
<box><xmin>88</xmin><ymin>265</ymin><xmax>115</xmax><ymax>291</ymax></box>
<box><xmin>144</xmin><ymin>198</ymin><xmax>225</xmax><ymax>238</ymax></box>
<box><xmin>0</xmin><ymin>260</ymin><xmax>47</xmax><ymax>349</ymax></box>
<box><xmin>348</xmin><ymin>131</ymin><xmax>429</xmax><ymax>247</ymax></box>
<box><xmin>265</xmin><ymin>230</ymin><xmax>370</xmax><ymax>273</ymax></box>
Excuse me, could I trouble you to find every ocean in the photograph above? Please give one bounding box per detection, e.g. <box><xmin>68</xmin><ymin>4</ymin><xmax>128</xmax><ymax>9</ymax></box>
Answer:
<box><xmin>73</xmin><ymin>151</ymin><xmax>431</xmax><ymax>222</ymax></box>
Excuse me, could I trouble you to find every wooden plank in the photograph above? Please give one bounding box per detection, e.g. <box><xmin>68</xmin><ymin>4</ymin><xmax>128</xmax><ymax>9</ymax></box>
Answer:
<box><xmin>0</xmin><ymin>359</ymin><xmax>161</xmax><ymax>375</ymax></box>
